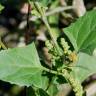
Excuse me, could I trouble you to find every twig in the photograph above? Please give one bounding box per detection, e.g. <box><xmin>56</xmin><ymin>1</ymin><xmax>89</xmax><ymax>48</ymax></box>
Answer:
<box><xmin>19</xmin><ymin>6</ymin><xmax>74</xmax><ymax>29</ymax></box>
<box><xmin>31</xmin><ymin>6</ymin><xmax>74</xmax><ymax>21</ymax></box>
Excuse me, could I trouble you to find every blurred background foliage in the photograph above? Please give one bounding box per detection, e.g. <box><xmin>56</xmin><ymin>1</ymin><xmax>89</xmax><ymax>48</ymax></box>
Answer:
<box><xmin>0</xmin><ymin>0</ymin><xmax>96</xmax><ymax>96</ymax></box>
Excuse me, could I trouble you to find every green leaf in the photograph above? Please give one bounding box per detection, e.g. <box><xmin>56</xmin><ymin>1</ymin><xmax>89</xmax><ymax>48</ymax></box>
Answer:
<box><xmin>0</xmin><ymin>4</ymin><xmax>4</xmax><ymax>12</ymax></box>
<box><xmin>63</xmin><ymin>10</ymin><xmax>96</xmax><ymax>55</ymax></box>
<box><xmin>71</xmin><ymin>52</ymin><xmax>96</xmax><ymax>82</ymax></box>
<box><xmin>0</xmin><ymin>43</ymin><xmax>48</xmax><ymax>89</ymax></box>
<box><xmin>38</xmin><ymin>89</ymin><xmax>49</xmax><ymax>96</ymax></box>
<box><xmin>47</xmin><ymin>84</ymin><xmax>58</xmax><ymax>96</ymax></box>
<box><xmin>39</xmin><ymin>0</ymin><xmax>51</xmax><ymax>6</ymax></box>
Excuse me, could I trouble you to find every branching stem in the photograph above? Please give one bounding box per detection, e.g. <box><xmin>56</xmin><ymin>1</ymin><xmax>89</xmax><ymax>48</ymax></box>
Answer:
<box><xmin>32</xmin><ymin>1</ymin><xmax>84</xmax><ymax>96</ymax></box>
<box><xmin>43</xmin><ymin>66</ymin><xmax>83</xmax><ymax>96</ymax></box>
<box><xmin>30</xmin><ymin>6</ymin><xmax>74</xmax><ymax>21</ymax></box>
<box><xmin>19</xmin><ymin>6</ymin><xmax>74</xmax><ymax>29</ymax></box>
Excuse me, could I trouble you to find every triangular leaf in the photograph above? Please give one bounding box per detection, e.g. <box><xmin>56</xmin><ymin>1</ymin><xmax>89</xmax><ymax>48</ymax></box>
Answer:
<box><xmin>0</xmin><ymin>43</ymin><xmax>48</xmax><ymax>89</ymax></box>
<box><xmin>63</xmin><ymin>10</ymin><xmax>96</xmax><ymax>55</ymax></box>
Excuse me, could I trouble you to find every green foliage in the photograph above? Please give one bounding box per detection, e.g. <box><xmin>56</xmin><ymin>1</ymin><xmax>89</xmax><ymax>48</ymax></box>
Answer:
<box><xmin>48</xmin><ymin>0</ymin><xmax>60</xmax><ymax>40</ymax></box>
<box><xmin>0</xmin><ymin>43</ymin><xmax>48</xmax><ymax>89</ymax></box>
<box><xmin>62</xmin><ymin>10</ymin><xmax>96</xmax><ymax>84</ymax></box>
<box><xmin>37</xmin><ymin>89</ymin><xmax>49</xmax><ymax>96</ymax></box>
<box><xmin>27</xmin><ymin>87</ymin><xmax>36</xmax><ymax>96</ymax></box>
<box><xmin>0</xmin><ymin>4</ymin><xmax>4</xmax><ymax>12</ymax></box>
<box><xmin>72</xmin><ymin>52</ymin><xmax>96</xmax><ymax>82</ymax></box>
<box><xmin>38</xmin><ymin>0</ymin><xmax>52</xmax><ymax>6</ymax></box>
<box><xmin>47</xmin><ymin>84</ymin><xmax>58</xmax><ymax>96</ymax></box>
<box><xmin>63</xmin><ymin>10</ymin><xmax>96</xmax><ymax>55</ymax></box>
<box><xmin>0</xmin><ymin>1</ymin><xmax>96</xmax><ymax>96</ymax></box>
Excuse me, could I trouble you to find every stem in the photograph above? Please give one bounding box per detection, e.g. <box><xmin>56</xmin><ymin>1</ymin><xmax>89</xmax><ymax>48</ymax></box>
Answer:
<box><xmin>0</xmin><ymin>38</ymin><xmax>7</xmax><ymax>50</ymax></box>
<box><xmin>30</xmin><ymin>6</ymin><xmax>74</xmax><ymax>21</ymax></box>
<box><xmin>42</xmin><ymin>67</ymin><xmax>61</xmax><ymax>75</ymax></box>
<box><xmin>19</xmin><ymin>6</ymin><xmax>74</xmax><ymax>29</ymax></box>
<box><xmin>34</xmin><ymin>2</ymin><xmax>63</xmax><ymax>56</ymax></box>
<box><xmin>42</xmin><ymin>18</ymin><xmax>63</xmax><ymax>56</ymax></box>
<box><xmin>32</xmin><ymin>2</ymin><xmax>84</xmax><ymax>96</ymax></box>
<box><xmin>42</xmin><ymin>66</ymin><xmax>84</xmax><ymax>96</ymax></box>
<box><xmin>46</xmin><ymin>6</ymin><xmax>74</xmax><ymax>16</ymax></box>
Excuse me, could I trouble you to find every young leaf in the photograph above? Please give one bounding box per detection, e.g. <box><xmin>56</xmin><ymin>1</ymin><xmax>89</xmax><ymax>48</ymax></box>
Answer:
<box><xmin>0</xmin><ymin>43</ymin><xmax>48</xmax><ymax>89</ymax></box>
<box><xmin>63</xmin><ymin>10</ymin><xmax>96</xmax><ymax>55</ymax></box>
<box><xmin>71</xmin><ymin>52</ymin><xmax>96</xmax><ymax>82</ymax></box>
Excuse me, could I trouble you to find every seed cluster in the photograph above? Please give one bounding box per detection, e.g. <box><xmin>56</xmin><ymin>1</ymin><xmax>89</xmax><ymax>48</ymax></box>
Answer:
<box><xmin>46</xmin><ymin>38</ymin><xmax>78</xmax><ymax>66</ymax></box>
<box><xmin>46</xmin><ymin>38</ymin><xmax>84</xmax><ymax>96</ymax></box>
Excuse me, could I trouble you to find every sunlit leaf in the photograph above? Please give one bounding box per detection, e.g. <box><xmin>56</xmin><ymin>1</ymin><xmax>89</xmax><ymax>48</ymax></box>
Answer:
<box><xmin>0</xmin><ymin>43</ymin><xmax>48</xmax><ymax>89</ymax></box>
<box><xmin>63</xmin><ymin>10</ymin><xmax>96</xmax><ymax>55</ymax></box>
